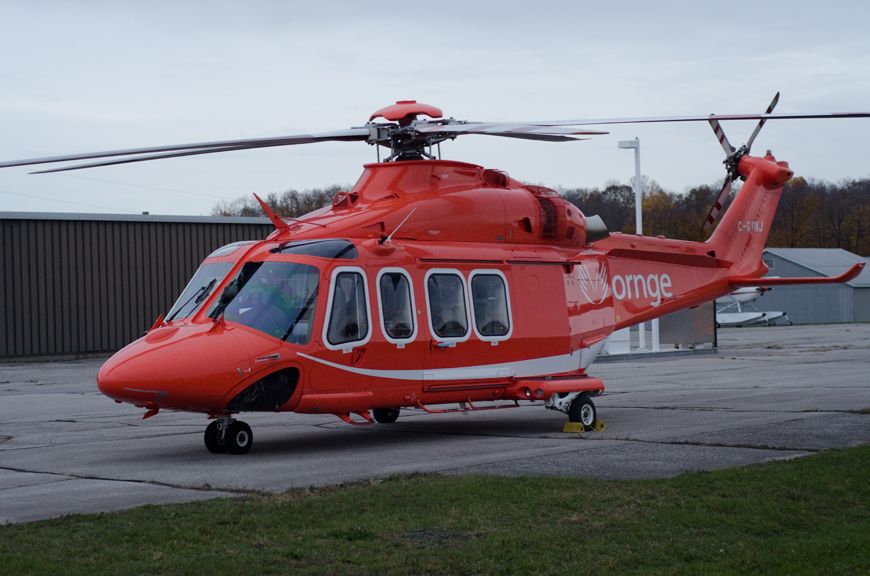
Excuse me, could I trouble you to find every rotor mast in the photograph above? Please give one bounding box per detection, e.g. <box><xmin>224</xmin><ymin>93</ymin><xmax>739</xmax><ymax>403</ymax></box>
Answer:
<box><xmin>366</xmin><ymin>100</ymin><xmax>452</xmax><ymax>161</ymax></box>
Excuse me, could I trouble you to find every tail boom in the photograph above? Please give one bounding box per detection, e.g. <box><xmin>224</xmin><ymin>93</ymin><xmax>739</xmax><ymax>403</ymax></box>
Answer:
<box><xmin>588</xmin><ymin>151</ymin><xmax>862</xmax><ymax>330</ymax></box>
<box><xmin>596</xmin><ymin>152</ymin><xmax>796</xmax><ymax>328</ymax></box>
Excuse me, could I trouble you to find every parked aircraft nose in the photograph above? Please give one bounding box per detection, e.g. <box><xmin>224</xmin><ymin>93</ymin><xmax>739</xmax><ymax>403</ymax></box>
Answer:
<box><xmin>97</xmin><ymin>323</ymin><xmax>282</xmax><ymax>411</ymax></box>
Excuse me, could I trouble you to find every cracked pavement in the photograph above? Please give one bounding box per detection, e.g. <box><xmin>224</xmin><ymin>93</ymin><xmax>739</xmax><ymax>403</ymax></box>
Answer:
<box><xmin>1</xmin><ymin>324</ymin><xmax>868</xmax><ymax>524</ymax></box>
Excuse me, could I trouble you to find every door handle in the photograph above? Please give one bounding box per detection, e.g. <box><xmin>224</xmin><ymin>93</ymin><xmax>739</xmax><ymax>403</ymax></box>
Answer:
<box><xmin>351</xmin><ymin>347</ymin><xmax>366</xmax><ymax>365</ymax></box>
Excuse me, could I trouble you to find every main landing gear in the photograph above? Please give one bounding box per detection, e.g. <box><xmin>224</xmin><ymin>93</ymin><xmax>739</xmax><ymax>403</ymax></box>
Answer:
<box><xmin>568</xmin><ymin>394</ymin><xmax>598</xmax><ymax>429</ymax></box>
<box><xmin>204</xmin><ymin>417</ymin><xmax>253</xmax><ymax>454</ymax></box>
<box><xmin>372</xmin><ymin>407</ymin><xmax>400</xmax><ymax>424</ymax></box>
<box><xmin>546</xmin><ymin>392</ymin><xmax>599</xmax><ymax>431</ymax></box>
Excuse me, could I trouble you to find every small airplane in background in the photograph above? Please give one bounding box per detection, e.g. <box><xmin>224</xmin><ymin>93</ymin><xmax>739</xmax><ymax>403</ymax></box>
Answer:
<box><xmin>1</xmin><ymin>95</ymin><xmax>866</xmax><ymax>454</ymax></box>
<box><xmin>715</xmin><ymin>284</ymin><xmax>792</xmax><ymax>327</ymax></box>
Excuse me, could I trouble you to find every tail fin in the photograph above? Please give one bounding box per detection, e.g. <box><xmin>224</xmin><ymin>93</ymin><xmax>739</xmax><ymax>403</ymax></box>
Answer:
<box><xmin>705</xmin><ymin>152</ymin><xmax>793</xmax><ymax>277</ymax></box>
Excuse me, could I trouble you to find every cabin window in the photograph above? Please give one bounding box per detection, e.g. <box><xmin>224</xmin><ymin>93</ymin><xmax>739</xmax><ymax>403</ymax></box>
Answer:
<box><xmin>426</xmin><ymin>271</ymin><xmax>469</xmax><ymax>340</ymax></box>
<box><xmin>325</xmin><ymin>269</ymin><xmax>370</xmax><ymax>347</ymax></box>
<box><xmin>220</xmin><ymin>262</ymin><xmax>320</xmax><ymax>344</ymax></box>
<box><xmin>378</xmin><ymin>270</ymin><xmax>416</xmax><ymax>342</ymax></box>
<box><xmin>470</xmin><ymin>272</ymin><xmax>512</xmax><ymax>339</ymax></box>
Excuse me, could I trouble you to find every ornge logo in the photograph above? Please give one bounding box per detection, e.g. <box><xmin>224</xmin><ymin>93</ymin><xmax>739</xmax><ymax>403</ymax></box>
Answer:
<box><xmin>577</xmin><ymin>261</ymin><xmax>610</xmax><ymax>305</ymax></box>
<box><xmin>578</xmin><ymin>262</ymin><xmax>674</xmax><ymax>308</ymax></box>
<box><xmin>611</xmin><ymin>272</ymin><xmax>673</xmax><ymax>307</ymax></box>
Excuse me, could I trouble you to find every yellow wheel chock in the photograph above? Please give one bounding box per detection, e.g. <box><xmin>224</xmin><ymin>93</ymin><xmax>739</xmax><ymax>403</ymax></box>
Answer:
<box><xmin>562</xmin><ymin>419</ymin><xmax>605</xmax><ymax>433</ymax></box>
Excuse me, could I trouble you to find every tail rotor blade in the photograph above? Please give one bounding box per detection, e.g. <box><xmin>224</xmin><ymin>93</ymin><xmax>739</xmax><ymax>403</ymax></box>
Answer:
<box><xmin>701</xmin><ymin>178</ymin><xmax>733</xmax><ymax>236</ymax></box>
<box><xmin>708</xmin><ymin>118</ymin><xmax>735</xmax><ymax>156</ymax></box>
<box><xmin>745</xmin><ymin>91</ymin><xmax>780</xmax><ymax>152</ymax></box>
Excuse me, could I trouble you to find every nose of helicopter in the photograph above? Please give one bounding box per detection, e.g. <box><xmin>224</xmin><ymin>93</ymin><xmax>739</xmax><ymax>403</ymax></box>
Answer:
<box><xmin>97</xmin><ymin>323</ymin><xmax>286</xmax><ymax>411</ymax></box>
<box><xmin>97</xmin><ymin>350</ymin><xmax>172</xmax><ymax>407</ymax></box>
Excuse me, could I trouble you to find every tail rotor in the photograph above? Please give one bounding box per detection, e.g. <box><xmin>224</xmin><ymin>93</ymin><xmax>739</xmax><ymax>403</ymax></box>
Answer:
<box><xmin>701</xmin><ymin>92</ymin><xmax>780</xmax><ymax>237</ymax></box>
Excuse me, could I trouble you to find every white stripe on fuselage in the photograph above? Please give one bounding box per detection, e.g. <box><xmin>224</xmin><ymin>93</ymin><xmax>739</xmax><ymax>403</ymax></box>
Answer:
<box><xmin>297</xmin><ymin>350</ymin><xmax>587</xmax><ymax>382</ymax></box>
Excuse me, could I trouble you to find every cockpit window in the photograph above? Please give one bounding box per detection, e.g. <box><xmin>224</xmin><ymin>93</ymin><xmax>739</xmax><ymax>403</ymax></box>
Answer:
<box><xmin>208</xmin><ymin>241</ymin><xmax>253</xmax><ymax>258</ymax></box>
<box><xmin>271</xmin><ymin>239</ymin><xmax>358</xmax><ymax>259</ymax></box>
<box><xmin>219</xmin><ymin>262</ymin><xmax>320</xmax><ymax>344</ymax></box>
<box><xmin>166</xmin><ymin>262</ymin><xmax>234</xmax><ymax>322</ymax></box>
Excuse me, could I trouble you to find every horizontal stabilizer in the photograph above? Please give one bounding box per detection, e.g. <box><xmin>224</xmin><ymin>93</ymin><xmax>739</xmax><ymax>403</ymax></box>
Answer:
<box><xmin>730</xmin><ymin>262</ymin><xmax>864</xmax><ymax>287</ymax></box>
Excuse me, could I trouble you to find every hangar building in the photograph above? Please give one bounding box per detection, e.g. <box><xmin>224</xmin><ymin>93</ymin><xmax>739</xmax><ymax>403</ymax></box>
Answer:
<box><xmin>757</xmin><ymin>248</ymin><xmax>870</xmax><ymax>324</ymax></box>
<box><xmin>1</xmin><ymin>212</ymin><xmax>271</xmax><ymax>360</ymax></box>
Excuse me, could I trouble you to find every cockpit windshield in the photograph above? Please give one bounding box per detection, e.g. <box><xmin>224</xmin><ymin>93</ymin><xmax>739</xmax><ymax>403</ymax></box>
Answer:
<box><xmin>166</xmin><ymin>262</ymin><xmax>234</xmax><ymax>322</ymax></box>
<box><xmin>270</xmin><ymin>239</ymin><xmax>357</xmax><ymax>259</ymax></box>
<box><xmin>215</xmin><ymin>262</ymin><xmax>320</xmax><ymax>344</ymax></box>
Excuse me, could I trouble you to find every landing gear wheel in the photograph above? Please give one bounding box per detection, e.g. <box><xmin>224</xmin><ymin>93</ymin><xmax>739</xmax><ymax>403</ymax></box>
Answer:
<box><xmin>567</xmin><ymin>394</ymin><xmax>597</xmax><ymax>431</ymax></box>
<box><xmin>372</xmin><ymin>407</ymin><xmax>400</xmax><ymax>424</ymax></box>
<box><xmin>227</xmin><ymin>421</ymin><xmax>253</xmax><ymax>454</ymax></box>
<box><xmin>204</xmin><ymin>420</ymin><xmax>227</xmax><ymax>454</ymax></box>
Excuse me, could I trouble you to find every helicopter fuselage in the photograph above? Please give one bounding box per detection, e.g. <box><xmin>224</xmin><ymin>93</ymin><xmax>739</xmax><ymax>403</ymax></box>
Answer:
<box><xmin>96</xmin><ymin>154</ymin><xmax>795</xmax><ymax>422</ymax></box>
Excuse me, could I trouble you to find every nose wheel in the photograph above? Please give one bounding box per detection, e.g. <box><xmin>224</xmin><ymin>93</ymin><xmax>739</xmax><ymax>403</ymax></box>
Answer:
<box><xmin>204</xmin><ymin>418</ymin><xmax>253</xmax><ymax>454</ymax></box>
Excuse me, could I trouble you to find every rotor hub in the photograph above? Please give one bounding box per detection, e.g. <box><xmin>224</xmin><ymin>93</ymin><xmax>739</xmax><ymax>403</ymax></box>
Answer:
<box><xmin>366</xmin><ymin>101</ymin><xmax>454</xmax><ymax>162</ymax></box>
<box><xmin>369</xmin><ymin>100</ymin><xmax>443</xmax><ymax>126</ymax></box>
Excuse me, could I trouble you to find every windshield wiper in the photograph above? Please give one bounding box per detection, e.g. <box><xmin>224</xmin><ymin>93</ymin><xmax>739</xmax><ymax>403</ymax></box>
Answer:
<box><xmin>166</xmin><ymin>278</ymin><xmax>217</xmax><ymax>322</ymax></box>
<box><xmin>209</xmin><ymin>261</ymin><xmax>264</xmax><ymax>321</ymax></box>
<box><xmin>208</xmin><ymin>277</ymin><xmax>240</xmax><ymax>321</ymax></box>
<box><xmin>281</xmin><ymin>290</ymin><xmax>319</xmax><ymax>342</ymax></box>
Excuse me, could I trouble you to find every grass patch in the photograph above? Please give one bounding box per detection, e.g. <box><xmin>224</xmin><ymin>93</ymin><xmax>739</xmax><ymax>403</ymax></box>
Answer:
<box><xmin>2</xmin><ymin>446</ymin><xmax>869</xmax><ymax>575</ymax></box>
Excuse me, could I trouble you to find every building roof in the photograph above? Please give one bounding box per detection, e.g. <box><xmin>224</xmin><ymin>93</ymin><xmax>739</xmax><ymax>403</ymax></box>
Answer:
<box><xmin>764</xmin><ymin>247</ymin><xmax>870</xmax><ymax>288</ymax></box>
<box><xmin>0</xmin><ymin>211</ymin><xmax>270</xmax><ymax>225</ymax></box>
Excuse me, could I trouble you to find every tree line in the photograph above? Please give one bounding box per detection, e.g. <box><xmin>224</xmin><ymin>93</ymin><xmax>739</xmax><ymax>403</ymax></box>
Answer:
<box><xmin>212</xmin><ymin>177</ymin><xmax>870</xmax><ymax>255</ymax></box>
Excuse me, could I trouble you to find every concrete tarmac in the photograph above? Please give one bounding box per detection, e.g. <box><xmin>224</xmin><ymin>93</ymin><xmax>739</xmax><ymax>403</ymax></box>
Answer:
<box><xmin>1</xmin><ymin>324</ymin><xmax>868</xmax><ymax>524</ymax></box>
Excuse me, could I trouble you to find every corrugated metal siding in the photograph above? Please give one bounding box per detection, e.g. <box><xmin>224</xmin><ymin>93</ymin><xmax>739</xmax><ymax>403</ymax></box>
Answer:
<box><xmin>854</xmin><ymin>288</ymin><xmax>870</xmax><ymax>323</ymax></box>
<box><xmin>0</xmin><ymin>217</ymin><xmax>271</xmax><ymax>359</ymax></box>
<box><xmin>756</xmin><ymin>252</ymin><xmax>854</xmax><ymax>324</ymax></box>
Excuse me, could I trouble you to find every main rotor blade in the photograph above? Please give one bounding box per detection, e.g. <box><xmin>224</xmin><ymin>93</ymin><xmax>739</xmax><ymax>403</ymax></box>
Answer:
<box><xmin>30</xmin><ymin>144</ymin><xmax>268</xmax><ymax>174</ymax></box>
<box><xmin>514</xmin><ymin>111</ymin><xmax>870</xmax><ymax>127</ymax></box>
<box><xmin>0</xmin><ymin>128</ymin><xmax>369</xmax><ymax>169</ymax></box>
<box><xmin>413</xmin><ymin>122</ymin><xmax>608</xmax><ymax>137</ymax></box>
<box><xmin>745</xmin><ymin>92</ymin><xmax>780</xmax><ymax>152</ymax></box>
<box><xmin>480</xmin><ymin>133</ymin><xmax>588</xmax><ymax>142</ymax></box>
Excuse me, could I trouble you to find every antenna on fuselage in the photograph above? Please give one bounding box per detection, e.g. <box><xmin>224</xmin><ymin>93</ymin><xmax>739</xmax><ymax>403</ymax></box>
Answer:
<box><xmin>253</xmin><ymin>193</ymin><xmax>290</xmax><ymax>234</ymax></box>
<box><xmin>379</xmin><ymin>207</ymin><xmax>417</xmax><ymax>245</ymax></box>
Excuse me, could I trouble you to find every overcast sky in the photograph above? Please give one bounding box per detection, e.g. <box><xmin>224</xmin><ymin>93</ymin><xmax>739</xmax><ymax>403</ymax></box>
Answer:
<box><xmin>1</xmin><ymin>0</ymin><xmax>868</xmax><ymax>215</ymax></box>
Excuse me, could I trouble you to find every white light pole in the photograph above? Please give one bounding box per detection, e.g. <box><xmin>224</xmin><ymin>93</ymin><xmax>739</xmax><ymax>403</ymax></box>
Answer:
<box><xmin>618</xmin><ymin>138</ymin><xmax>642</xmax><ymax>237</ymax></box>
<box><xmin>618</xmin><ymin>138</ymin><xmax>658</xmax><ymax>351</ymax></box>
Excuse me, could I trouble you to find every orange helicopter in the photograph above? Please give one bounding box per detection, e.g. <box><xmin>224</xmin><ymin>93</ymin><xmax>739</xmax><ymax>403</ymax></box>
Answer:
<box><xmin>2</xmin><ymin>96</ymin><xmax>866</xmax><ymax>454</ymax></box>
